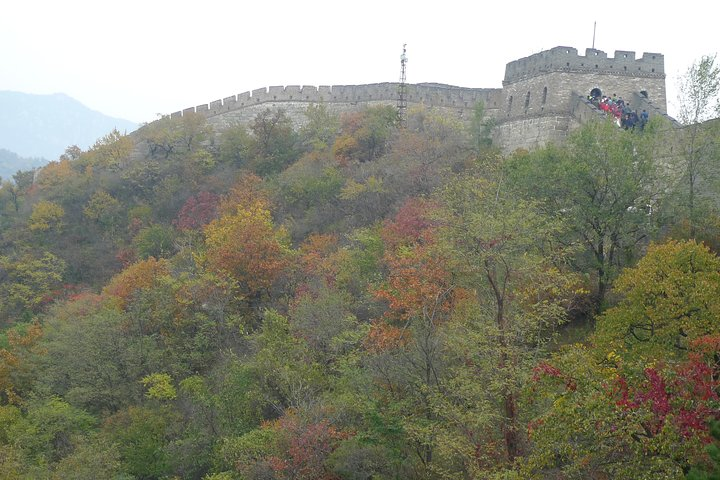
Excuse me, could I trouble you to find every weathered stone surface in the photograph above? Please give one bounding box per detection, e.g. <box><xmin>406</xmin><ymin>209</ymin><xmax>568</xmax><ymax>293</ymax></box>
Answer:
<box><xmin>152</xmin><ymin>46</ymin><xmax>673</xmax><ymax>153</ymax></box>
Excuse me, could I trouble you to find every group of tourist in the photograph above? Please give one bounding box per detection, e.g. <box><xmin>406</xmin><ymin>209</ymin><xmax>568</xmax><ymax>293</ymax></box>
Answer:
<box><xmin>587</xmin><ymin>90</ymin><xmax>649</xmax><ymax>130</ymax></box>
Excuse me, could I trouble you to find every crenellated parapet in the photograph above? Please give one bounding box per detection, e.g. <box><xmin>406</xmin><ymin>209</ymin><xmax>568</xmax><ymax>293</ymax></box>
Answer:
<box><xmin>169</xmin><ymin>83</ymin><xmax>501</xmax><ymax>121</ymax></box>
<box><xmin>503</xmin><ymin>46</ymin><xmax>664</xmax><ymax>85</ymax></box>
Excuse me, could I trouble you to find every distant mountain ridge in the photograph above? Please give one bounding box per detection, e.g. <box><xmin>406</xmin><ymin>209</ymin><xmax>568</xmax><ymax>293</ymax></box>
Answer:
<box><xmin>0</xmin><ymin>91</ymin><xmax>137</xmax><ymax>163</ymax></box>
<box><xmin>0</xmin><ymin>149</ymin><xmax>46</xmax><ymax>181</ymax></box>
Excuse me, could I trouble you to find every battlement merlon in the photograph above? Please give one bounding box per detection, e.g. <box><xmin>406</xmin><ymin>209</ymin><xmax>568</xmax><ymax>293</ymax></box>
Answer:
<box><xmin>170</xmin><ymin>83</ymin><xmax>502</xmax><ymax>121</ymax></box>
<box><xmin>503</xmin><ymin>46</ymin><xmax>665</xmax><ymax>85</ymax></box>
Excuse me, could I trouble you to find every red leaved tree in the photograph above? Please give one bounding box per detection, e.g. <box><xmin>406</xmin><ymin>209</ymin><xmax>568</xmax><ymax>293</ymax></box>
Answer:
<box><xmin>174</xmin><ymin>191</ymin><xmax>220</xmax><ymax>231</ymax></box>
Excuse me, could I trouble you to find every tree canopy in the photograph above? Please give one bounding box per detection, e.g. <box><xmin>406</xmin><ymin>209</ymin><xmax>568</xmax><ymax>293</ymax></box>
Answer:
<box><xmin>0</xmin><ymin>94</ymin><xmax>718</xmax><ymax>479</ymax></box>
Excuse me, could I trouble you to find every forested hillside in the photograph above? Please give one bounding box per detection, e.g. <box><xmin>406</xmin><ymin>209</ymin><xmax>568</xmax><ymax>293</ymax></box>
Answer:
<box><xmin>0</xmin><ymin>86</ymin><xmax>719</xmax><ymax>479</ymax></box>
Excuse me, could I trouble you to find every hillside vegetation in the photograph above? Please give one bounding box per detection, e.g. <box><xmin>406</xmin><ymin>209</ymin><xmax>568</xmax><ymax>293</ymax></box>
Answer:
<box><xmin>0</xmin><ymin>95</ymin><xmax>719</xmax><ymax>479</ymax></box>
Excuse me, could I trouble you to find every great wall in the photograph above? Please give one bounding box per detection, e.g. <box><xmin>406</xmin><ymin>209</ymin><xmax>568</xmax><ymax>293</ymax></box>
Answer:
<box><xmin>163</xmin><ymin>46</ymin><xmax>681</xmax><ymax>152</ymax></box>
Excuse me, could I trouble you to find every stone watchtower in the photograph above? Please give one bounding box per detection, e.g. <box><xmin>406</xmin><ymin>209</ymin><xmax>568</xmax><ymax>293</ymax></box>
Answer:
<box><xmin>491</xmin><ymin>46</ymin><xmax>667</xmax><ymax>151</ymax></box>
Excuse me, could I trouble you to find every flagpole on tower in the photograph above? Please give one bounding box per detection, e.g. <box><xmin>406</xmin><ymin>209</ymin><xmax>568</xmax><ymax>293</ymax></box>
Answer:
<box><xmin>592</xmin><ymin>21</ymin><xmax>597</xmax><ymax>49</ymax></box>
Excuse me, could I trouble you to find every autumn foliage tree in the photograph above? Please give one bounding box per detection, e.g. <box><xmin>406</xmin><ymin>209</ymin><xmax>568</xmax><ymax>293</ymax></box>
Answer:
<box><xmin>333</xmin><ymin>106</ymin><xmax>397</xmax><ymax>164</ymax></box>
<box><xmin>437</xmin><ymin>172</ymin><xmax>582</xmax><ymax>465</ymax></box>
<box><xmin>33</xmin><ymin>159</ymin><xmax>75</xmax><ymax>191</ymax></box>
<box><xmin>0</xmin><ymin>251</ymin><xmax>66</xmax><ymax>322</ymax></box>
<box><xmin>218</xmin><ymin>172</ymin><xmax>270</xmax><ymax>215</ymax></box>
<box><xmin>83</xmin><ymin>190</ymin><xmax>122</xmax><ymax>230</ymax></box>
<box><xmin>28</xmin><ymin>200</ymin><xmax>65</xmax><ymax>232</ymax></box>
<box><xmin>296</xmin><ymin>233</ymin><xmax>342</xmax><ymax>284</ymax></box>
<box><xmin>266</xmin><ymin>414</ymin><xmax>348</xmax><ymax>480</ymax></box>
<box><xmin>526</xmin><ymin>335</ymin><xmax>720</xmax><ymax>479</ymax></box>
<box><xmin>360</xmin><ymin>185</ymin><xmax>580</xmax><ymax>476</ymax></box>
<box><xmin>370</xmin><ymin>197</ymin><xmax>453</xmax><ymax>349</ymax></box>
<box><xmin>103</xmin><ymin>257</ymin><xmax>170</xmax><ymax>309</ymax></box>
<box><xmin>173</xmin><ymin>191</ymin><xmax>220</xmax><ymax>231</ymax></box>
<box><xmin>594</xmin><ymin>239</ymin><xmax>720</xmax><ymax>359</ymax></box>
<box><xmin>80</xmin><ymin>129</ymin><xmax>134</xmax><ymax>169</ymax></box>
<box><xmin>523</xmin><ymin>240</ymin><xmax>720</xmax><ymax>479</ymax></box>
<box><xmin>140</xmin><ymin>115</ymin><xmax>183</xmax><ymax>158</ymax></box>
<box><xmin>222</xmin><ymin>410</ymin><xmax>347</xmax><ymax>480</ymax></box>
<box><xmin>203</xmin><ymin>187</ymin><xmax>290</xmax><ymax>298</ymax></box>
<box><xmin>0</xmin><ymin>322</ymin><xmax>43</xmax><ymax>403</ymax></box>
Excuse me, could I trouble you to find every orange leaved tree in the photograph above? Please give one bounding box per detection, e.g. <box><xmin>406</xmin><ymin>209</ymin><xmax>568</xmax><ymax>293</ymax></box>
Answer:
<box><xmin>203</xmin><ymin>194</ymin><xmax>290</xmax><ymax>299</ymax></box>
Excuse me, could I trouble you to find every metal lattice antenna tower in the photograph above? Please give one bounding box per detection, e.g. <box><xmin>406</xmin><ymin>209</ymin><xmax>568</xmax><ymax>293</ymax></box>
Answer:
<box><xmin>397</xmin><ymin>44</ymin><xmax>408</xmax><ymax>127</ymax></box>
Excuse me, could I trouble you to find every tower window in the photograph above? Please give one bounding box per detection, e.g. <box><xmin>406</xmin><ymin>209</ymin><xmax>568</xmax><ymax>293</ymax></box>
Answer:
<box><xmin>507</xmin><ymin>96</ymin><xmax>513</xmax><ymax>115</ymax></box>
<box><xmin>542</xmin><ymin>86</ymin><xmax>548</xmax><ymax>105</ymax></box>
<box><xmin>524</xmin><ymin>91</ymin><xmax>531</xmax><ymax>112</ymax></box>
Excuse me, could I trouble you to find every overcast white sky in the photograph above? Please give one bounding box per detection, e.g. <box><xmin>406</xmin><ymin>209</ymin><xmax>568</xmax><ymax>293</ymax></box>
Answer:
<box><xmin>2</xmin><ymin>0</ymin><xmax>717</xmax><ymax>124</ymax></box>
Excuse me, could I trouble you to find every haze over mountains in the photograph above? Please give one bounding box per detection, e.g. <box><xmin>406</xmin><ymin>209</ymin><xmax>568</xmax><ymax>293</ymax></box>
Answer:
<box><xmin>0</xmin><ymin>91</ymin><xmax>137</xmax><ymax>179</ymax></box>
<box><xmin>0</xmin><ymin>148</ymin><xmax>46</xmax><ymax>180</ymax></box>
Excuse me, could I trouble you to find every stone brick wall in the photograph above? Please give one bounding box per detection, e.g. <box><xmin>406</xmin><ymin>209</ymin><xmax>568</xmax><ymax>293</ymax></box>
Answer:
<box><xmin>204</xmin><ymin>100</ymin><xmax>484</xmax><ymax>132</ymax></box>
<box><xmin>152</xmin><ymin>46</ymin><xmax>672</xmax><ymax>153</ymax></box>
<box><xmin>172</xmin><ymin>83</ymin><xmax>500</xmax><ymax>124</ymax></box>
<box><xmin>500</xmin><ymin>71</ymin><xmax>666</xmax><ymax>120</ymax></box>
<box><xmin>492</xmin><ymin>114</ymin><xmax>574</xmax><ymax>152</ymax></box>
